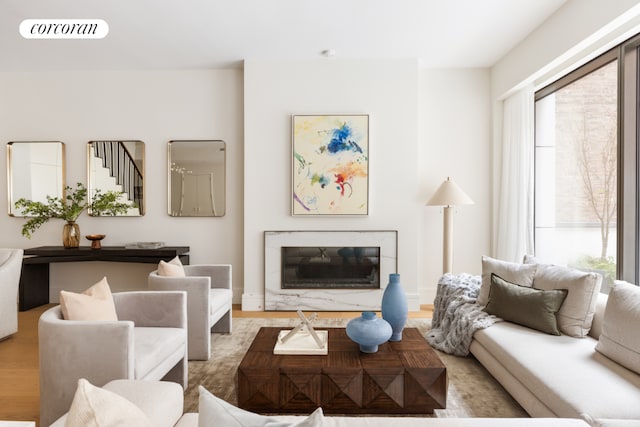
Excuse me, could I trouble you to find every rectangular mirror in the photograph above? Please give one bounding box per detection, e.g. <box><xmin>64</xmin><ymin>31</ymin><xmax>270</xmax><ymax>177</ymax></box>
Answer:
<box><xmin>88</xmin><ymin>140</ymin><xmax>144</xmax><ymax>216</ymax></box>
<box><xmin>7</xmin><ymin>141</ymin><xmax>65</xmax><ymax>216</ymax></box>
<box><xmin>168</xmin><ymin>140</ymin><xmax>226</xmax><ymax>217</ymax></box>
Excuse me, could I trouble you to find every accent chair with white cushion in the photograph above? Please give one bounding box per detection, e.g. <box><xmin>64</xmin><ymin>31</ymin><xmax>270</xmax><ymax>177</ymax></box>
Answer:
<box><xmin>38</xmin><ymin>290</ymin><xmax>188</xmax><ymax>427</ymax></box>
<box><xmin>148</xmin><ymin>264</ymin><xmax>232</xmax><ymax>360</ymax></box>
<box><xmin>0</xmin><ymin>248</ymin><xmax>24</xmax><ymax>340</ymax></box>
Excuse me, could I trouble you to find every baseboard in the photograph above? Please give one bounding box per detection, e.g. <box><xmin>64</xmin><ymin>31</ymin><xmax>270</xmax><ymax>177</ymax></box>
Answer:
<box><xmin>241</xmin><ymin>293</ymin><xmax>265</xmax><ymax>311</ymax></box>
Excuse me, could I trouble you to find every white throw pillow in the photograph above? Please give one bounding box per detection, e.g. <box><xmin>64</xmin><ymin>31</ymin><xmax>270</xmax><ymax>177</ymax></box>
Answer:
<box><xmin>158</xmin><ymin>256</ymin><xmax>186</xmax><ymax>277</ymax></box>
<box><xmin>64</xmin><ymin>378</ymin><xmax>153</xmax><ymax>427</ymax></box>
<box><xmin>531</xmin><ymin>263</ymin><xmax>602</xmax><ymax>337</ymax></box>
<box><xmin>595</xmin><ymin>280</ymin><xmax>640</xmax><ymax>374</ymax></box>
<box><xmin>478</xmin><ymin>256</ymin><xmax>537</xmax><ymax>306</ymax></box>
<box><xmin>59</xmin><ymin>277</ymin><xmax>118</xmax><ymax>321</ymax></box>
<box><xmin>198</xmin><ymin>386</ymin><xmax>324</xmax><ymax>427</ymax></box>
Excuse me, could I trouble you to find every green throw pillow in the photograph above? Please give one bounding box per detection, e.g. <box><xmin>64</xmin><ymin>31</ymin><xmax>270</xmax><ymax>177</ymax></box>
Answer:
<box><xmin>484</xmin><ymin>273</ymin><xmax>568</xmax><ymax>335</ymax></box>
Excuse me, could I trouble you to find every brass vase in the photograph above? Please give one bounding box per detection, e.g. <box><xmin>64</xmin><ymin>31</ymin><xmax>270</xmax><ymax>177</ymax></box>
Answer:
<box><xmin>62</xmin><ymin>221</ymin><xmax>80</xmax><ymax>248</ymax></box>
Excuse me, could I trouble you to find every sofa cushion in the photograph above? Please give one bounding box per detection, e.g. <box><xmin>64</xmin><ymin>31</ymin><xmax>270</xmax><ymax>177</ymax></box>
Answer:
<box><xmin>198</xmin><ymin>386</ymin><xmax>324</xmax><ymax>426</ymax></box>
<box><xmin>134</xmin><ymin>327</ymin><xmax>186</xmax><ymax>379</ymax></box>
<box><xmin>479</xmin><ymin>256</ymin><xmax>536</xmax><ymax>306</ymax></box>
<box><xmin>102</xmin><ymin>379</ymin><xmax>184</xmax><ymax>427</ymax></box>
<box><xmin>158</xmin><ymin>256</ymin><xmax>186</xmax><ymax>277</ymax></box>
<box><xmin>64</xmin><ymin>378</ymin><xmax>153</xmax><ymax>427</ymax></box>
<box><xmin>472</xmin><ymin>321</ymin><xmax>640</xmax><ymax>419</ymax></box>
<box><xmin>526</xmin><ymin>262</ymin><xmax>602</xmax><ymax>337</ymax></box>
<box><xmin>484</xmin><ymin>274</ymin><xmax>567</xmax><ymax>335</ymax></box>
<box><xmin>595</xmin><ymin>280</ymin><xmax>640</xmax><ymax>374</ymax></box>
<box><xmin>59</xmin><ymin>277</ymin><xmax>118</xmax><ymax>321</ymax></box>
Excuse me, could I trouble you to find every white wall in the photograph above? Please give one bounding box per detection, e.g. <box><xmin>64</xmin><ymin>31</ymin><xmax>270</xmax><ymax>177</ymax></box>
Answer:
<box><xmin>243</xmin><ymin>59</ymin><xmax>422</xmax><ymax>310</ymax></box>
<box><xmin>0</xmin><ymin>62</ymin><xmax>493</xmax><ymax>309</ymax></box>
<box><xmin>419</xmin><ymin>69</ymin><xmax>492</xmax><ymax>302</ymax></box>
<box><xmin>0</xmin><ymin>69</ymin><xmax>244</xmax><ymax>301</ymax></box>
<box><xmin>242</xmin><ymin>59</ymin><xmax>492</xmax><ymax>309</ymax></box>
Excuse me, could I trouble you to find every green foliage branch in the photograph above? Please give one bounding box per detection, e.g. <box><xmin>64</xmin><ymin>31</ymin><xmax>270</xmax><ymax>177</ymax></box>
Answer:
<box><xmin>14</xmin><ymin>182</ymin><xmax>135</xmax><ymax>238</ymax></box>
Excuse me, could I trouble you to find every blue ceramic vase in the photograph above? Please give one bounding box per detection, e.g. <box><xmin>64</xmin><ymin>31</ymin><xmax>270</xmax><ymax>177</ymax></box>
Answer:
<box><xmin>346</xmin><ymin>311</ymin><xmax>392</xmax><ymax>353</ymax></box>
<box><xmin>381</xmin><ymin>273</ymin><xmax>408</xmax><ymax>341</ymax></box>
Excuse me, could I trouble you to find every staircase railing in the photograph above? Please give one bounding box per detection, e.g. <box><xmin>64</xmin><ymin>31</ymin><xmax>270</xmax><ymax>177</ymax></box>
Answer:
<box><xmin>92</xmin><ymin>141</ymin><xmax>143</xmax><ymax>211</ymax></box>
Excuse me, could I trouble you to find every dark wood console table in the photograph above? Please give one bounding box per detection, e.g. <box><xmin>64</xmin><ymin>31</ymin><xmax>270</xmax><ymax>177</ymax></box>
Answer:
<box><xmin>20</xmin><ymin>246</ymin><xmax>190</xmax><ymax>311</ymax></box>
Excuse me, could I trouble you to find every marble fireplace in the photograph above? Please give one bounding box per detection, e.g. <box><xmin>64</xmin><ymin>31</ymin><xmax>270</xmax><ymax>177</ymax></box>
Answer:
<box><xmin>264</xmin><ymin>230</ymin><xmax>397</xmax><ymax>311</ymax></box>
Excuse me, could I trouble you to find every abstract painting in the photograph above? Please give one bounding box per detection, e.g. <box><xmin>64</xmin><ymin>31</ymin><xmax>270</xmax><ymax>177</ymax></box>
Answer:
<box><xmin>292</xmin><ymin>115</ymin><xmax>369</xmax><ymax>215</ymax></box>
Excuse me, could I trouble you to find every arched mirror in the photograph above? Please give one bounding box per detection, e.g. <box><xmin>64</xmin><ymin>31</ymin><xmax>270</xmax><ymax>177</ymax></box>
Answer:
<box><xmin>87</xmin><ymin>140</ymin><xmax>144</xmax><ymax>216</ymax></box>
<box><xmin>7</xmin><ymin>141</ymin><xmax>65</xmax><ymax>216</ymax></box>
<box><xmin>168</xmin><ymin>140</ymin><xmax>226</xmax><ymax>217</ymax></box>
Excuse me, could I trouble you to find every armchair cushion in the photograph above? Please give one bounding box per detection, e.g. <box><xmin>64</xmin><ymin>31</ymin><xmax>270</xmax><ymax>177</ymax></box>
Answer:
<box><xmin>209</xmin><ymin>289</ymin><xmax>233</xmax><ymax>318</ymax></box>
<box><xmin>64</xmin><ymin>378</ymin><xmax>153</xmax><ymax>427</ymax></box>
<box><xmin>134</xmin><ymin>327</ymin><xmax>187</xmax><ymax>379</ymax></box>
<box><xmin>158</xmin><ymin>256</ymin><xmax>186</xmax><ymax>277</ymax></box>
<box><xmin>60</xmin><ymin>277</ymin><xmax>118</xmax><ymax>321</ymax></box>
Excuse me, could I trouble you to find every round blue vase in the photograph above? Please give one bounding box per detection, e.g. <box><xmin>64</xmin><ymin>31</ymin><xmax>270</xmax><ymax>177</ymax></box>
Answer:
<box><xmin>381</xmin><ymin>273</ymin><xmax>408</xmax><ymax>341</ymax></box>
<box><xmin>346</xmin><ymin>311</ymin><xmax>392</xmax><ymax>353</ymax></box>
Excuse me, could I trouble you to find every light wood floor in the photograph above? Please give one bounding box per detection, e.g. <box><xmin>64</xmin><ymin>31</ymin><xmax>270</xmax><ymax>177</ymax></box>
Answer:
<box><xmin>0</xmin><ymin>304</ymin><xmax>433</xmax><ymax>426</ymax></box>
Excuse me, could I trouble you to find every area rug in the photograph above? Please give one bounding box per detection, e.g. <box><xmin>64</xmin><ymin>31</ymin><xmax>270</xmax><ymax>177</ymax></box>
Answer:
<box><xmin>184</xmin><ymin>318</ymin><xmax>528</xmax><ymax>418</ymax></box>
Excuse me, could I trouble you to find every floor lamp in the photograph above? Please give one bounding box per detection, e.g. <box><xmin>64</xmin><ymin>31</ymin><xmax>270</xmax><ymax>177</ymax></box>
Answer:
<box><xmin>426</xmin><ymin>177</ymin><xmax>474</xmax><ymax>274</ymax></box>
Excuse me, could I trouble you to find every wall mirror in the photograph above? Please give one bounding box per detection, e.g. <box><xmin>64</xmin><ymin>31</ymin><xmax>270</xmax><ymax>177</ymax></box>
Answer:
<box><xmin>87</xmin><ymin>140</ymin><xmax>145</xmax><ymax>216</ymax></box>
<box><xmin>168</xmin><ymin>140</ymin><xmax>226</xmax><ymax>217</ymax></box>
<box><xmin>7</xmin><ymin>141</ymin><xmax>65</xmax><ymax>217</ymax></box>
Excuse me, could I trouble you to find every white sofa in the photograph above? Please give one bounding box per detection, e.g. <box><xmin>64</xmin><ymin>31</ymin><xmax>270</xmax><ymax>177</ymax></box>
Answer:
<box><xmin>470</xmin><ymin>289</ymin><xmax>640</xmax><ymax>424</ymax></box>
<box><xmin>49</xmin><ymin>379</ymin><xmax>591</xmax><ymax>427</ymax></box>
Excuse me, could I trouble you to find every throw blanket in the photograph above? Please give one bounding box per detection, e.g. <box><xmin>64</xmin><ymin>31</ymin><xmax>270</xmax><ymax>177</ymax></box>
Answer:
<box><xmin>426</xmin><ymin>273</ymin><xmax>500</xmax><ymax>356</ymax></box>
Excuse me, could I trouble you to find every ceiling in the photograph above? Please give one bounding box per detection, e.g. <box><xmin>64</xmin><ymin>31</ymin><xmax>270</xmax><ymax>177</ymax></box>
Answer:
<box><xmin>0</xmin><ymin>0</ymin><xmax>567</xmax><ymax>72</ymax></box>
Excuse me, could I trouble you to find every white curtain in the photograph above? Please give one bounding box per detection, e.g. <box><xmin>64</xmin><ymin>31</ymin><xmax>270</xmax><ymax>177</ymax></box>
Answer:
<box><xmin>494</xmin><ymin>85</ymin><xmax>535</xmax><ymax>262</ymax></box>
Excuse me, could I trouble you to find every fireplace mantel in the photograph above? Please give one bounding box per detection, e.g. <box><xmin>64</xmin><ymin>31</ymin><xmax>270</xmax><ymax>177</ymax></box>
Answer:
<box><xmin>264</xmin><ymin>230</ymin><xmax>397</xmax><ymax>311</ymax></box>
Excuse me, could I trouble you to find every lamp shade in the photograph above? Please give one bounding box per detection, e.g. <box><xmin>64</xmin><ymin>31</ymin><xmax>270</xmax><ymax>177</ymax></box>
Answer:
<box><xmin>426</xmin><ymin>177</ymin><xmax>474</xmax><ymax>207</ymax></box>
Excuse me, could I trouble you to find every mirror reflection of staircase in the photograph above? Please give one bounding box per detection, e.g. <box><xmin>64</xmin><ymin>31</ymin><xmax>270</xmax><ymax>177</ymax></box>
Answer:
<box><xmin>91</xmin><ymin>141</ymin><xmax>142</xmax><ymax>216</ymax></box>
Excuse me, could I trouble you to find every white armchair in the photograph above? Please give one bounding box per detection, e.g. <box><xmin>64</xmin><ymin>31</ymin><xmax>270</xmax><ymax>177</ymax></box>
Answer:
<box><xmin>0</xmin><ymin>248</ymin><xmax>24</xmax><ymax>340</ymax></box>
<box><xmin>148</xmin><ymin>264</ymin><xmax>232</xmax><ymax>361</ymax></box>
<box><xmin>38</xmin><ymin>290</ymin><xmax>188</xmax><ymax>427</ymax></box>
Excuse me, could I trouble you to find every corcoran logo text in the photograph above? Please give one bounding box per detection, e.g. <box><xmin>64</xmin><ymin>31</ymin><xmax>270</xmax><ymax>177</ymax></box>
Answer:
<box><xmin>20</xmin><ymin>19</ymin><xmax>109</xmax><ymax>39</ymax></box>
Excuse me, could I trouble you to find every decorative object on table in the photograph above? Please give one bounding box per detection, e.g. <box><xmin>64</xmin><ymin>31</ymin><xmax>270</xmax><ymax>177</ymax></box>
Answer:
<box><xmin>15</xmin><ymin>183</ymin><xmax>135</xmax><ymax>248</ymax></box>
<box><xmin>125</xmin><ymin>242</ymin><xmax>165</xmax><ymax>249</ymax></box>
<box><xmin>346</xmin><ymin>311</ymin><xmax>392</xmax><ymax>353</ymax></box>
<box><xmin>274</xmin><ymin>310</ymin><xmax>328</xmax><ymax>355</ymax></box>
<box><xmin>381</xmin><ymin>273</ymin><xmax>408</xmax><ymax>341</ymax></box>
<box><xmin>85</xmin><ymin>234</ymin><xmax>106</xmax><ymax>249</ymax></box>
<box><xmin>426</xmin><ymin>177</ymin><xmax>474</xmax><ymax>273</ymax></box>
<box><xmin>292</xmin><ymin>114</ymin><xmax>369</xmax><ymax>216</ymax></box>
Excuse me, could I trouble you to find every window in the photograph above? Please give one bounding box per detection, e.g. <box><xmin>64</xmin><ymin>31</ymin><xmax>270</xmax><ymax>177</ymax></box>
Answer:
<box><xmin>534</xmin><ymin>34</ymin><xmax>640</xmax><ymax>288</ymax></box>
<box><xmin>534</xmin><ymin>54</ymin><xmax>618</xmax><ymax>290</ymax></box>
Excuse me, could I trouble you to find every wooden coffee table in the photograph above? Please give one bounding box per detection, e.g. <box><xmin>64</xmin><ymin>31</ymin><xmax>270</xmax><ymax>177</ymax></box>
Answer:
<box><xmin>237</xmin><ymin>327</ymin><xmax>447</xmax><ymax>415</ymax></box>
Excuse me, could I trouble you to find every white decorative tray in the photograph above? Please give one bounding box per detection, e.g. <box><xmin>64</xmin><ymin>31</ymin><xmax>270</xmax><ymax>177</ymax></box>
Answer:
<box><xmin>273</xmin><ymin>329</ymin><xmax>328</xmax><ymax>355</ymax></box>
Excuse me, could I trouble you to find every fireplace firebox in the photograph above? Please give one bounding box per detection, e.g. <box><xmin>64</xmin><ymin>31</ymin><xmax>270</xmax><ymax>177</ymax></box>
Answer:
<box><xmin>281</xmin><ymin>246</ymin><xmax>380</xmax><ymax>289</ymax></box>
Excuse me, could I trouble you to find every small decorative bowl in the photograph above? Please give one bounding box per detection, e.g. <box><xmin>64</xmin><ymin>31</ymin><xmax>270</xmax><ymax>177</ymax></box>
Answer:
<box><xmin>85</xmin><ymin>234</ymin><xmax>106</xmax><ymax>249</ymax></box>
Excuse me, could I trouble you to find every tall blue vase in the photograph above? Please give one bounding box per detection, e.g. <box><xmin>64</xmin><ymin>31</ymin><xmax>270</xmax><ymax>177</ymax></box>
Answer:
<box><xmin>381</xmin><ymin>273</ymin><xmax>408</xmax><ymax>341</ymax></box>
